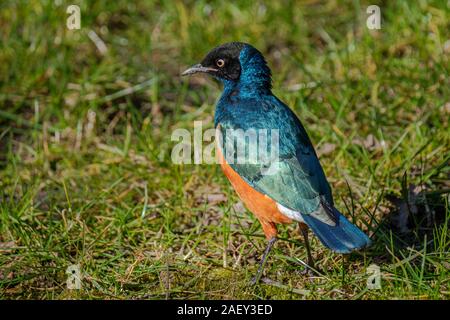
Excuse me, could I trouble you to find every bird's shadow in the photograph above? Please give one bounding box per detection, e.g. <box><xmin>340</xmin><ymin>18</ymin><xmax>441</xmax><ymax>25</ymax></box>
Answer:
<box><xmin>358</xmin><ymin>177</ymin><xmax>449</xmax><ymax>265</ymax></box>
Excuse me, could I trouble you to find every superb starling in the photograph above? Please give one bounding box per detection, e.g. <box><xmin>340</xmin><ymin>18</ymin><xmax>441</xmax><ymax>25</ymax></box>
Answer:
<box><xmin>182</xmin><ymin>42</ymin><xmax>371</xmax><ymax>283</ymax></box>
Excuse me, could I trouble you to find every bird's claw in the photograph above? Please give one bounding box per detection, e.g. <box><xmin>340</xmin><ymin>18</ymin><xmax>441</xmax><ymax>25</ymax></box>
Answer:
<box><xmin>250</xmin><ymin>275</ymin><xmax>261</xmax><ymax>286</ymax></box>
<box><xmin>300</xmin><ymin>267</ymin><xmax>315</xmax><ymax>277</ymax></box>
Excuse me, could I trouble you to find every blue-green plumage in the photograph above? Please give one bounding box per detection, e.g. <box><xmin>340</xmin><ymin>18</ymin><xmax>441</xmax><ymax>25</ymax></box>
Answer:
<box><xmin>184</xmin><ymin>42</ymin><xmax>371</xmax><ymax>254</ymax></box>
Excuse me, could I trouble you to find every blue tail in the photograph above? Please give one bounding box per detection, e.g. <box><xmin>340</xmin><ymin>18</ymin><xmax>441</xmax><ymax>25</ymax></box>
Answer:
<box><xmin>301</xmin><ymin>207</ymin><xmax>371</xmax><ymax>254</ymax></box>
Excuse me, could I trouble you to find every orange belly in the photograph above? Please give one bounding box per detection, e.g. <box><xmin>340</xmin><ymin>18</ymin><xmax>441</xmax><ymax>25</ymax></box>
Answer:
<box><xmin>216</xmin><ymin>145</ymin><xmax>292</xmax><ymax>239</ymax></box>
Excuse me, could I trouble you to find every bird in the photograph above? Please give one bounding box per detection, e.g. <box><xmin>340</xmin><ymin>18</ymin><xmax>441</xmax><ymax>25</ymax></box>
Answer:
<box><xmin>182</xmin><ymin>42</ymin><xmax>371</xmax><ymax>283</ymax></box>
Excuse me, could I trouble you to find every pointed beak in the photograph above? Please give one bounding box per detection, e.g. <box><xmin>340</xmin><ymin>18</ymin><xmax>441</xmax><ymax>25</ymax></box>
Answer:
<box><xmin>181</xmin><ymin>64</ymin><xmax>218</xmax><ymax>76</ymax></box>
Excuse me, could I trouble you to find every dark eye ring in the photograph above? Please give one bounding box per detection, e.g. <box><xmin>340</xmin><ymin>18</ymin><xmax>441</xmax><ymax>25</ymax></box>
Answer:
<box><xmin>216</xmin><ymin>59</ymin><xmax>225</xmax><ymax>68</ymax></box>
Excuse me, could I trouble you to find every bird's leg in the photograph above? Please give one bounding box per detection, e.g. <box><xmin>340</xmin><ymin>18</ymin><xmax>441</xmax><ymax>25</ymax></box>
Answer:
<box><xmin>299</xmin><ymin>223</ymin><xmax>315</xmax><ymax>271</ymax></box>
<box><xmin>251</xmin><ymin>237</ymin><xmax>277</xmax><ymax>285</ymax></box>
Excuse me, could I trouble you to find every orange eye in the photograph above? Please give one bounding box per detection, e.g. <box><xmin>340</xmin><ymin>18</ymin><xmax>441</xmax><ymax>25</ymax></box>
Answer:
<box><xmin>216</xmin><ymin>59</ymin><xmax>225</xmax><ymax>67</ymax></box>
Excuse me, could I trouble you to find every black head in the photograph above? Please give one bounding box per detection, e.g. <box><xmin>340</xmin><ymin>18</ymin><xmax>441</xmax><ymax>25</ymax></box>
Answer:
<box><xmin>182</xmin><ymin>42</ymin><xmax>246</xmax><ymax>81</ymax></box>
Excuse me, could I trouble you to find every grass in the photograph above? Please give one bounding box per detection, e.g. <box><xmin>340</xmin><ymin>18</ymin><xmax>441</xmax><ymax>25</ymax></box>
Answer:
<box><xmin>0</xmin><ymin>0</ymin><xmax>449</xmax><ymax>299</ymax></box>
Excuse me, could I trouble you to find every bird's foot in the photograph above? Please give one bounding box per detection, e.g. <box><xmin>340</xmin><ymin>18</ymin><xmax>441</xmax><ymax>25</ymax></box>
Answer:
<box><xmin>300</xmin><ymin>267</ymin><xmax>315</xmax><ymax>277</ymax></box>
<box><xmin>295</xmin><ymin>259</ymin><xmax>318</xmax><ymax>277</ymax></box>
<box><xmin>250</xmin><ymin>273</ymin><xmax>263</xmax><ymax>286</ymax></box>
